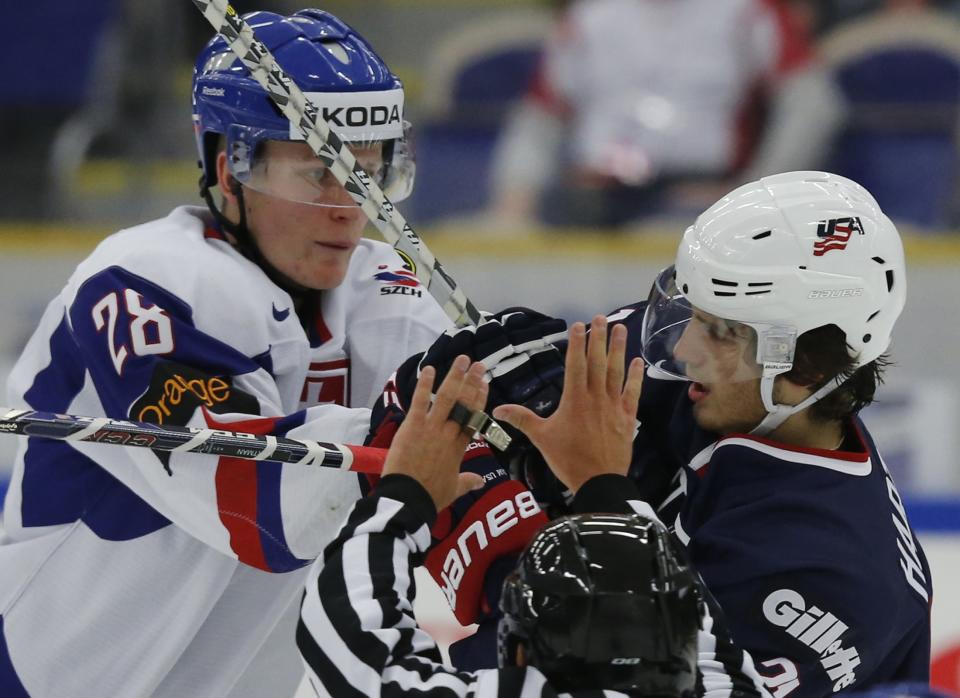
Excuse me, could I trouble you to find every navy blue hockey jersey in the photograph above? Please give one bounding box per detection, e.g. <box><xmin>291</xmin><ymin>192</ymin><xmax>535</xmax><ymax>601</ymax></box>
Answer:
<box><xmin>611</xmin><ymin>302</ymin><xmax>932</xmax><ymax>697</ymax></box>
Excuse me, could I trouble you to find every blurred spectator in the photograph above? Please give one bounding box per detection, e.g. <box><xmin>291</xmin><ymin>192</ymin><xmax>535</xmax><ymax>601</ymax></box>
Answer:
<box><xmin>815</xmin><ymin>0</ymin><xmax>960</xmax><ymax>228</ymax></box>
<box><xmin>486</xmin><ymin>0</ymin><xmax>832</xmax><ymax>229</ymax></box>
<box><xmin>405</xmin><ymin>8</ymin><xmax>554</xmax><ymax>225</ymax></box>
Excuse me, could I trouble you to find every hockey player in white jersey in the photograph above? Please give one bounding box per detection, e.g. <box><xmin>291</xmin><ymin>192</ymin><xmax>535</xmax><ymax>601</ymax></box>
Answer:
<box><xmin>0</xmin><ymin>9</ymin><xmax>450</xmax><ymax>697</ymax></box>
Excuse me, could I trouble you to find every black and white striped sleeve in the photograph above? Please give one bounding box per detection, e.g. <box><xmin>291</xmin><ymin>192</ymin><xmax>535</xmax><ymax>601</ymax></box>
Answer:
<box><xmin>297</xmin><ymin>473</ymin><xmax>483</xmax><ymax>697</ymax></box>
<box><xmin>297</xmin><ymin>474</ymin><xmax>599</xmax><ymax>698</ymax></box>
<box><xmin>299</xmin><ymin>470</ymin><xmax>731</xmax><ymax>697</ymax></box>
<box><xmin>696</xmin><ymin>585</ymin><xmax>773</xmax><ymax>698</ymax></box>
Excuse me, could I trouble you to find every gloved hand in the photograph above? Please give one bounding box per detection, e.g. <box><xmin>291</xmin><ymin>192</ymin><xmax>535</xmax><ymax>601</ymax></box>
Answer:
<box><xmin>424</xmin><ymin>443</ymin><xmax>547</xmax><ymax>626</ymax></box>
<box><xmin>508</xmin><ymin>448</ymin><xmax>575</xmax><ymax>519</ymax></box>
<box><xmin>360</xmin><ymin>371</ymin><xmax>409</xmax><ymax>495</ymax></box>
<box><xmin>367</xmin><ymin>363</ymin><xmax>548</xmax><ymax>625</ymax></box>
<box><xmin>395</xmin><ymin>308</ymin><xmax>568</xmax><ymax>459</ymax></box>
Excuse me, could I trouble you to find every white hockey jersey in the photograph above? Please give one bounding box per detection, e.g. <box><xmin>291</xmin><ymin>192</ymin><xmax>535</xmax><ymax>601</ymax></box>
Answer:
<box><xmin>542</xmin><ymin>0</ymin><xmax>785</xmax><ymax>176</ymax></box>
<box><xmin>0</xmin><ymin>206</ymin><xmax>452</xmax><ymax>697</ymax></box>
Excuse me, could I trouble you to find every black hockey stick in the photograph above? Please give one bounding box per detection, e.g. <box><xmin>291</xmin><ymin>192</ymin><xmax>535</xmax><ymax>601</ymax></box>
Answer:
<box><xmin>190</xmin><ymin>0</ymin><xmax>482</xmax><ymax>328</ymax></box>
<box><xmin>0</xmin><ymin>405</ymin><xmax>511</xmax><ymax>470</ymax></box>
<box><xmin>0</xmin><ymin>406</ymin><xmax>387</xmax><ymax>473</ymax></box>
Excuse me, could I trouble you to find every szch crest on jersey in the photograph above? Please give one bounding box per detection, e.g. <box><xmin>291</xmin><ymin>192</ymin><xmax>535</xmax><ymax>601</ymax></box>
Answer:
<box><xmin>813</xmin><ymin>217</ymin><xmax>865</xmax><ymax>257</ymax></box>
<box><xmin>374</xmin><ymin>249</ymin><xmax>421</xmax><ymax>290</ymax></box>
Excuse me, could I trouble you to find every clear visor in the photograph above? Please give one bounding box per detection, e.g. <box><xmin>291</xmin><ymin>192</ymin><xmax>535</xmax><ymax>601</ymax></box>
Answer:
<box><xmin>226</xmin><ymin>122</ymin><xmax>415</xmax><ymax>208</ymax></box>
<box><xmin>641</xmin><ymin>266</ymin><xmax>784</xmax><ymax>388</ymax></box>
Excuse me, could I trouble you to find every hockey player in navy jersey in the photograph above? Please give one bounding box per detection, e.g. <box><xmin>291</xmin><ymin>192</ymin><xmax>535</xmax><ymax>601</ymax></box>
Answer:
<box><xmin>0</xmin><ymin>9</ymin><xmax>453</xmax><ymax>698</ymax></box>
<box><xmin>614</xmin><ymin>172</ymin><xmax>934</xmax><ymax>695</ymax></box>
<box><xmin>406</xmin><ymin>172</ymin><xmax>933</xmax><ymax>695</ymax></box>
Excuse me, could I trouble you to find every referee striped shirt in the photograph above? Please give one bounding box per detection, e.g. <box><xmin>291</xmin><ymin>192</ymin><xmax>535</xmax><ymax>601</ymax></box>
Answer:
<box><xmin>298</xmin><ymin>474</ymin><xmax>771</xmax><ymax>698</ymax></box>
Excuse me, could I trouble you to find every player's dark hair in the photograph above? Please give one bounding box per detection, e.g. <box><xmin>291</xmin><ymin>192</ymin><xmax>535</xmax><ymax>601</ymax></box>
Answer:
<box><xmin>785</xmin><ymin>324</ymin><xmax>890</xmax><ymax>422</ymax></box>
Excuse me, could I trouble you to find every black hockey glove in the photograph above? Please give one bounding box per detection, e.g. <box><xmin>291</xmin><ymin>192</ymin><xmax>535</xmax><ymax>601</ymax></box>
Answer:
<box><xmin>395</xmin><ymin>307</ymin><xmax>568</xmax><ymax>460</ymax></box>
<box><xmin>509</xmin><ymin>448</ymin><xmax>575</xmax><ymax>519</ymax></box>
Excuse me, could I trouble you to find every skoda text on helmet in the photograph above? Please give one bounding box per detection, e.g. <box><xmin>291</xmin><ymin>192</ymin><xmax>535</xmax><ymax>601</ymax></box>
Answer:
<box><xmin>498</xmin><ymin>512</ymin><xmax>700</xmax><ymax>696</ymax></box>
<box><xmin>641</xmin><ymin>171</ymin><xmax>906</xmax><ymax>435</ymax></box>
<box><xmin>192</xmin><ymin>9</ymin><xmax>415</xmax><ymax>209</ymax></box>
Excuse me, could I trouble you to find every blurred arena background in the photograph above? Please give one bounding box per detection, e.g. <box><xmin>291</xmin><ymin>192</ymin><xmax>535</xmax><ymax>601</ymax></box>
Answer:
<box><xmin>2</xmin><ymin>0</ymin><xmax>959</xmax><ymax>693</ymax></box>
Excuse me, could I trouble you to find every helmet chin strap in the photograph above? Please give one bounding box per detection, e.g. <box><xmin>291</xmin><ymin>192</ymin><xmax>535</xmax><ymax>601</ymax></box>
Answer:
<box><xmin>750</xmin><ymin>374</ymin><xmax>846</xmax><ymax>437</ymax></box>
<box><xmin>200</xmin><ymin>178</ymin><xmax>311</xmax><ymax>297</ymax></box>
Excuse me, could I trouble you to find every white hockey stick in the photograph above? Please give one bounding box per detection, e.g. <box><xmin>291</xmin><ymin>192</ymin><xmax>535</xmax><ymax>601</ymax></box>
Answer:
<box><xmin>190</xmin><ymin>0</ymin><xmax>482</xmax><ymax>328</ymax></box>
<box><xmin>0</xmin><ymin>406</ymin><xmax>389</xmax><ymax>473</ymax></box>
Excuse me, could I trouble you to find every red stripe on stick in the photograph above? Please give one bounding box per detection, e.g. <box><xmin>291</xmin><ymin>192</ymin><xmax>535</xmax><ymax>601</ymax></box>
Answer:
<box><xmin>345</xmin><ymin>445</ymin><xmax>388</xmax><ymax>474</ymax></box>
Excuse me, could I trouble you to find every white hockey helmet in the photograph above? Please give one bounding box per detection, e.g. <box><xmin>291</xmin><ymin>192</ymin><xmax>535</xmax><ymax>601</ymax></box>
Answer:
<box><xmin>642</xmin><ymin>171</ymin><xmax>906</xmax><ymax>434</ymax></box>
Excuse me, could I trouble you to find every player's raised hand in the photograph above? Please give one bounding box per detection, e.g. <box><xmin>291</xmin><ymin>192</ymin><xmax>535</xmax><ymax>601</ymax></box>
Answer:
<box><xmin>382</xmin><ymin>355</ymin><xmax>488</xmax><ymax>510</ymax></box>
<box><xmin>493</xmin><ymin>315</ymin><xmax>644</xmax><ymax>494</ymax></box>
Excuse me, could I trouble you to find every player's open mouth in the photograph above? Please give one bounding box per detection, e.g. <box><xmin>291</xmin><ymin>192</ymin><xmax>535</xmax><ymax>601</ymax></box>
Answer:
<box><xmin>688</xmin><ymin>382</ymin><xmax>709</xmax><ymax>403</ymax></box>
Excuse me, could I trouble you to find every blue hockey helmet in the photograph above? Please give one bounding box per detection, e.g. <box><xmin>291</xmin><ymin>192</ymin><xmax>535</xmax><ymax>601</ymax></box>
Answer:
<box><xmin>192</xmin><ymin>9</ymin><xmax>415</xmax><ymax>205</ymax></box>
<box><xmin>498</xmin><ymin>513</ymin><xmax>700</xmax><ymax>695</ymax></box>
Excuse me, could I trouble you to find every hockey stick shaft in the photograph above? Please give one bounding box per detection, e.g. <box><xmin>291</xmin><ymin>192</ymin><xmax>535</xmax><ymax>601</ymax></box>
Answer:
<box><xmin>0</xmin><ymin>407</ymin><xmax>386</xmax><ymax>474</ymax></box>
<box><xmin>190</xmin><ymin>0</ymin><xmax>482</xmax><ymax>327</ymax></box>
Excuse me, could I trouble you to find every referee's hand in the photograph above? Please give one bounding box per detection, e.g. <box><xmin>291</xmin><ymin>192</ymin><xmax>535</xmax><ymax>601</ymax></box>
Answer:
<box><xmin>493</xmin><ymin>315</ymin><xmax>644</xmax><ymax>494</ymax></box>
<box><xmin>382</xmin><ymin>355</ymin><xmax>488</xmax><ymax>510</ymax></box>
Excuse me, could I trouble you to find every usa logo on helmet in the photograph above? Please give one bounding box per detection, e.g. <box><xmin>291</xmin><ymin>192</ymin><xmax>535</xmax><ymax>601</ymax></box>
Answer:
<box><xmin>813</xmin><ymin>217</ymin><xmax>865</xmax><ymax>257</ymax></box>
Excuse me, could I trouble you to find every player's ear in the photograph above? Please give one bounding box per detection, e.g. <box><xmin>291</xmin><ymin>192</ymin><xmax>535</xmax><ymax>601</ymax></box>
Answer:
<box><xmin>215</xmin><ymin>151</ymin><xmax>242</xmax><ymax>204</ymax></box>
<box><xmin>773</xmin><ymin>372</ymin><xmax>820</xmax><ymax>407</ymax></box>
